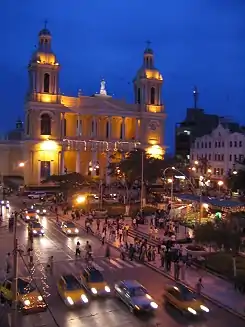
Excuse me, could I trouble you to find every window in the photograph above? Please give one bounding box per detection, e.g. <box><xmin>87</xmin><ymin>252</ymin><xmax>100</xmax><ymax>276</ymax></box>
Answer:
<box><xmin>230</xmin><ymin>141</ymin><xmax>232</xmax><ymax>147</ymax></box>
<box><xmin>40</xmin><ymin>161</ymin><xmax>51</xmax><ymax>179</ymax></box>
<box><xmin>150</xmin><ymin>87</ymin><xmax>155</xmax><ymax>104</ymax></box>
<box><xmin>229</xmin><ymin>154</ymin><xmax>232</xmax><ymax>161</ymax></box>
<box><xmin>239</xmin><ymin>154</ymin><xmax>244</xmax><ymax>162</ymax></box>
<box><xmin>197</xmin><ymin>142</ymin><xmax>199</xmax><ymax>149</ymax></box>
<box><xmin>43</xmin><ymin>73</ymin><xmax>50</xmax><ymax>93</ymax></box>
<box><xmin>234</xmin><ymin>141</ymin><xmax>237</xmax><ymax>147</ymax></box>
<box><xmin>209</xmin><ymin>142</ymin><xmax>211</xmax><ymax>148</ymax></box>
<box><xmin>91</xmin><ymin>120</ymin><xmax>94</xmax><ymax>136</ymax></box>
<box><xmin>208</xmin><ymin>154</ymin><xmax>211</xmax><ymax>160</ymax></box>
<box><xmin>216</xmin><ymin>168</ymin><xmax>220</xmax><ymax>175</ymax></box>
<box><xmin>120</xmin><ymin>122</ymin><xmax>123</xmax><ymax>139</ymax></box>
<box><xmin>221</xmin><ymin>154</ymin><xmax>224</xmax><ymax>161</ymax></box>
<box><xmin>40</xmin><ymin>113</ymin><xmax>51</xmax><ymax>135</ymax></box>
<box><xmin>222</xmin><ymin>141</ymin><xmax>224</xmax><ymax>147</ymax></box>
<box><xmin>215</xmin><ymin>142</ymin><xmax>217</xmax><ymax>148</ymax></box>
<box><xmin>106</xmin><ymin>121</ymin><xmax>109</xmax><ymax>139</ymax></box>
<box><xmin>214</xmin><ymin>154</ymin><xmax>217</xmax><ymax>161</ymax></box>
<box><xmin>218</xmin><ymin>142</ymin><xmax>221</xmax><ymax>148</ymax></box>
<box><xmin>26</xmin><ymin>113</ymin><xmax>30</xmax><ymax>135</ymax></box>
<box><xmin>137</xmin><ymin>88</ymin><xmax>141</xmax><ymax>104</ymax></box>
<box><xmin>205</xmin><ymin>142</ymin><xmax>207</xmax><ymax>148</ymax></box>
<box><xmin>234</xmin><ymin>155</ymin><xmax>237</xmax><ymax>161</ymax></box>
<box><xmin>220</xmin><ymin>168</ymin><xmax>224</xmax><ymax>175</ymax></box>
<box><xmin>64</xmin><ymin>119</ymin><xmax>67</xmax><ymax>137</ymax></box>
<box><xmin>239</xmin><ymin>141</ymin><xmax>242</xmax><ymax>147</ymax></box>
<box><xmin>201</xmin><ymin>142</ymin><xmax>204</xmax><ymax>148</ymax></box>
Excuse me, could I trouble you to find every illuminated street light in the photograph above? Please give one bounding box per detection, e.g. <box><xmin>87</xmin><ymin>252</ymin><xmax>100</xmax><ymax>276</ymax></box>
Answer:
<box><xmin>167</xmin><ymin>178</ymin><xmax>173</xmax><ymax>183</ymax></box>
<box><xmin>76</xmin><ymin>195</ymin><xmax>86</xmax><ymax>204</ymax></box>
<box><xmin>191</xmin><ymin>167</ymin><xmax>196</xmax><ymax>171</ymax></box>
<box><xmin>218</xmin><ymin>181</ymin><xmax>224</xmax><ymax>186</ymax></box>
<box><xmin>172</xmin><ymin>166</ymin><xmax>175</xmax><ymax>170</ymax></box>
<box><xmin>18</xmin><ymin>162</ymin><xmax>25</xmax><ymax>167</ymax></box>
<box><xmin>194</xmin><ymin>160</ymin><xmax>199</xmax><ymax>165</ymax></box>
<box><xmin>233</xmin><ymin>170</ymin><xmax>238</xmax><ymax>175</ymax></box>
<box><xmin>207</xmin><ymin>168</ymin><xmax>212</xmax><ymax>173</ymax></box>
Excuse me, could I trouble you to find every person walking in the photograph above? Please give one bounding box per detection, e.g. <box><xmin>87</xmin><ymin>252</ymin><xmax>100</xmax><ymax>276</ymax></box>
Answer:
<box><xmin>105</xmin><ymin>244</ymin><xmax>110</xmax><ymax>260</ymax></box>
<box><xmin>75</xmin><ymin>241</ymin><xmax>81</xmax><ymax>256</ymax></box>
<box><xmin>196</xmin><ymin>278</ymin><xmax>204</xmax><ymax>296</ymax></box>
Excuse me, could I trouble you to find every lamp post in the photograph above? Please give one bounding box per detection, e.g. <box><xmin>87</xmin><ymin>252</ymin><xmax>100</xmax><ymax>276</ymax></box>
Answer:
<box><xmin>167</xmin><ymin>178</ymin><xmax>174</xmax><ymax>203</ymax></box>
<box><xmin>218</xmin><ymin>180</ymin><xmax>224</xmax><ymax>196</ymax></box>
<box><xmin>11</xmin><ymin>212</ymin><xmax>18</xmax><ymax>327</ymax></box>
<box><xmin>140</xmin><ymin>151</ymin><xmax>144</xmax><ymax>210</ymax></box>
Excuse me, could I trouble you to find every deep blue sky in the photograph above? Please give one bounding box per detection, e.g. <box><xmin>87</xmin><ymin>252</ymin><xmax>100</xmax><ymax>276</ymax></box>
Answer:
<box><xmin>1</xmin><ymin>0</ymin><xmax>245</xmax><ymax>151</ymax></box>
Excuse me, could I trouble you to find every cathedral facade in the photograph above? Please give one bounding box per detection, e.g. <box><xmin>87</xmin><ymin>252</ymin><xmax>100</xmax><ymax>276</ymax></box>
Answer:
<box><xmin>0</xmin><ymin>27</ymin><xmax>166</xmax><ymax>186</ymax></box>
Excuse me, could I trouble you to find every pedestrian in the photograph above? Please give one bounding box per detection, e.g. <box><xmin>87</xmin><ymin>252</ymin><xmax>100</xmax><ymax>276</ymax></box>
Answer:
<box><xmin>196</xmin><ymin>278</ymin><xmax>204</xmax><ymax>296</ymax></box>
<box><xmin>105</xmin><ymin>245</ymin><xmax>110</xmax><ymax>260</ymax></box>
<box><xmin>6</xmin><ymin>253</ymin><xmax>11</xmax><ymax>274</ymax></box>
<box><xmin>101</xmin><ymin>230</ymin><xmax>106</xmax><ymax>245</ymax></box>
<box><xmin>128</xmin><ymin>244</ymin><xmax>135</xmax><ymax>261</ymax></box>
<box><xmin>75</xmin><ymin>241</ymin><xmax>81</xmax><ymax>256</ymax></box>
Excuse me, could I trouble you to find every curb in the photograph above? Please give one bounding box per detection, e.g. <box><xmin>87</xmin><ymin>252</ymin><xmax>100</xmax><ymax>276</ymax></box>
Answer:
<box><xmin>50</xmin><ymin>214</ymin><xmax>245</xmax><ymax>320</ymax></box>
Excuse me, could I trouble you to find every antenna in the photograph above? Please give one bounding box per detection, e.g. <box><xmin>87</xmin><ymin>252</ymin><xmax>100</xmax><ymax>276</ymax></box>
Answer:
<box><xmin>193</xmin><ymin>86</ymin><xmax>198</xmax><ymax>109</ymax></box>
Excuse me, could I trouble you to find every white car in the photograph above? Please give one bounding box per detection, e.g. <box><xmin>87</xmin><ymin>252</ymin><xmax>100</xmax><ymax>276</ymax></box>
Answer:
<box><xmin>28</xmin><ymin>192</ymin><xmax>46</xmax><ymax>199</ymax></box>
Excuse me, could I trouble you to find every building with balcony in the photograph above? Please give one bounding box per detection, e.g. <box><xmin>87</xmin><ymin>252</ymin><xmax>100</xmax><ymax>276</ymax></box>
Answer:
<box><xmin>190</xmin><ymin>122</ymin><xmax>245</xmax><ymax>182</ymax></box>
<box><xmin>0</xmin><ymin>26</ymin><xmax>166</xmax><ymax>185</ymax></box>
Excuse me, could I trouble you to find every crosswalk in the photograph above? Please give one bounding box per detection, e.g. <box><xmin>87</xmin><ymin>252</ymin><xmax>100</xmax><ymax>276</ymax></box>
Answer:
<box><xmin>0</xmin><ymin>256</ymin><xmax>143</xmax><ymax>282</ymax></box>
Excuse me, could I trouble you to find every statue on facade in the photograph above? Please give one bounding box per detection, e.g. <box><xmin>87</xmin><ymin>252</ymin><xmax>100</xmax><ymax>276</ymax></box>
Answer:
<box><xmin>100</xmin><ymin>79</ymin><xmax>107</xmax><ymax>96</ymax></box>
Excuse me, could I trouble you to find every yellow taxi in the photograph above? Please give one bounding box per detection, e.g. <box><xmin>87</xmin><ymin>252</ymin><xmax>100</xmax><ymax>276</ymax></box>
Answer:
<box><xmin>0</xmin><ymin>278</ymin><xmax>47</xmax><ymax>313</ymax></box>
<box><xmin>57</xmin><ymin>274</ymin><xmax>89</xmax><ymax>306</ymax></box>
<box><xmin>28</xmin><ymin>221</ymin><xmax>45</xmax><ymax>236</ymax></box>
<box><xmin>80</xmin><ymin>267</ymin><xmax>111</xmax><ymax>296</ymax></box>
<box><xmin>60</xmin><ymin>221</ymin><xmax>79</xmax><ymax>235</ymax></box>
<box><xmin>24</xmin><ymin>209</ymin><xmax>39</xmax><ymax>223</ymax></box>
<box><xmin>164</xmin><ymin>283</ymin><xmax>210</xmax><ymax>316</ymax></box>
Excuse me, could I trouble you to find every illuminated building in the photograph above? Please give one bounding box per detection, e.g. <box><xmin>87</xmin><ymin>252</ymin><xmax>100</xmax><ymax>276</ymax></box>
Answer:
<box><xmin>0</xmin><ymin>27</ymin><xmax>166</xmax><ymax>185</ymax></box>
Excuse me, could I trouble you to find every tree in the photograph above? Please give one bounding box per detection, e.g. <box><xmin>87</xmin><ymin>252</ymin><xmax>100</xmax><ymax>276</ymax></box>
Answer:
<box><xmin>108</xmin><ymin>149</ymin><xmax>165</xmax><ymax>186</ymax></box>
<box><xmin>194</xmin><ymin>220</ymin><xmax>242</xmax><ymax>253</ymax></box>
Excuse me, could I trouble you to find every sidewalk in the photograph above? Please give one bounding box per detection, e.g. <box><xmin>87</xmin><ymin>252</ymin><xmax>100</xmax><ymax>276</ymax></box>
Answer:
<box><xmin>56</xmin><ymin>213</ymin><xmax>245</xmax><ymax>319</ymax></box>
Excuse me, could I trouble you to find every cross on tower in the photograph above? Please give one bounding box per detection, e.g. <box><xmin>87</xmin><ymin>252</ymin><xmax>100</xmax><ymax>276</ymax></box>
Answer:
<box><xmin>146</xmin><ymin>40</ymin><xmax>151</xmax><ymax>48</ymax></box>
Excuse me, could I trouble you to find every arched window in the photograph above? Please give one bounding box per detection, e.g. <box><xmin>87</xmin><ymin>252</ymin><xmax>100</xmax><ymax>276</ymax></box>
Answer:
<box><xmin>91</xmin><ymin>120</ymin><xmax>94</xmax><ymax>136</ymax></box>
<box><xmin>150</xmin><ymin>87</ymin><xmax>155</xmax><ymax>104</ymax></box>
<box><xmin>64</xmin><ymin>119</ymin><xmax>67</xmax><ymax>137</ymax></box>
<box><xmin>44</xmin><ymin>73</ymin><xmax>50</xmax><ymax>93</ymax></box>
<box><xmin>40</xmin><ymin>113</ymin><xmax>51</xmax><ymax>135</ymax></box>
<box><xmin>106</xmin><ymin>121</ymin><xmax>109</xmax><ymax>139</ymax></box>
<box><xmin>137</xmin><ymin>88</ymin><xmax>141</xmax><ymax>104</ymax></box>
<box><xmin>26</xmin><ymin>114</ymin><xmax>30</xmax><ymax>135</ymax></box>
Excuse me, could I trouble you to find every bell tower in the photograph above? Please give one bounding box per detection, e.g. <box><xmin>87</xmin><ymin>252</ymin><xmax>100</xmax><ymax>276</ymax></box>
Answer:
<box><xmin>133</xmin><ymin>43</ymin><xmax>166</xmax><ymax>158</ymax></box>
<box><xmin>28</xmin><ymin>22</ymin><xmax>60</xmax><ymax>98</ymax></box>
<box><xmin>133</xmin><ymin>42</ymin><xmax>163</xmax><ymax>112</ymax></box>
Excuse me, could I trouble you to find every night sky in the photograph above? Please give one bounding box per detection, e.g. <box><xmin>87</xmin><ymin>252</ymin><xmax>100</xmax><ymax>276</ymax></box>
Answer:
<box><xmin>1</xmin><ymin>1</ymin><xmax>245</xmax><ymax>152</ymax></box>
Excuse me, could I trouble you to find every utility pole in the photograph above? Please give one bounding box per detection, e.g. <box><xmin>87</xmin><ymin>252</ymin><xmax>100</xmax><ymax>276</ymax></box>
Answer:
<box><xmin>11</xmin><ymin>213</ymin><xmax>18</xmax><ymax>327</ymax></box>
<box><xmin>140</xmin><ymin>151</ymin><xmax>144</xmax><ymax>210</ymax></box>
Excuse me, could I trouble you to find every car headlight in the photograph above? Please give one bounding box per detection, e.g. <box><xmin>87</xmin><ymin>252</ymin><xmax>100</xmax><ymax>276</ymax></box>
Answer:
<box><xmin>7</xmin><ymin>201</ymin><xmax>9</xmax><ymax>204</ymax></box>
<box><xmin>24</xmin><ymin>299</ymin><xmax>31</xmax><ymax>306</ymax></box>
<box><xmin>36</xmin><ymin>210</ymin><xmax>40</xmax><ymax>213</ymax></box>
<box><xmin>1</xmin><ymin>201</ymin><xmax>4</xmax><ymax>204</ymax></box>
<box><xmin>43</xmin><ymin>209</ymin><xmax>46</xmax><ymax>213</ymax></box>
<box><xmin>66</xmin><ymin>297</ymin><xmax>74</xmax><ymax>305</ymax></box>
<box><xmin>67</xmin><ymin>229</ymin><xmax>71</xmax><ymax>233</ymax></box>
<box><xmin>33</xmin><ymin>230</ymin><xmax>37</xmax><ymax>234</ymax></box>
<box><xmin>150</xmin><ymin>301</ymin><xmax>158</xmax><ymax>309</ymax></box>
<box><xmin>200</xmin><ymin>305</ymin><xmax>209</xmax><ymax>312</ymax></box>
<box><xmin>91</xmin><ymin>288</ymin><xmax>97</xmax><ymax>294</ymax></box>
<box><xmin>26</xmin><ymin>216</ymin><xmax>30</xmax><ymax>219</ymax></box>
<box><xmin>38</xmin><ymin>295</ymin><xmax>43</xmax><ymax>301</ymax></box>
<box><xmin>41</xmin><ymin>229</ymin><xmax>44</xmax><ymax>233</ymax></box>
<box><xmin>105</xmin><ymin>286</ymin><xmax>110</xmax><ymax>293</ymax></box>
<box><xmin>146</xmin><ymin>294</ymin><xmax>152</xmax><ymax>300</ymax></box>
<box><xmin>75</xmin><ymin>228</ymin><xmax>79</xmax><ymax>233</ymax></box>
<box><xmin>187</xmin><ymin>307</ymin><xmax>197</xmax><ymax>315</ymax></box>
<box><xmin>81</xmin><ymin>294</ymin><xmax>89</xmax><ymax>303</ymax></box>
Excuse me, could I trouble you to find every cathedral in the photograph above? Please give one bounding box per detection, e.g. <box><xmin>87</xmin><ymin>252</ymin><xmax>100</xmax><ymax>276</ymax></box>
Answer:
<box><xmin>0</xmin><ymin>26</ymin><xmax>166</xmax><ymax>186</ymax></box>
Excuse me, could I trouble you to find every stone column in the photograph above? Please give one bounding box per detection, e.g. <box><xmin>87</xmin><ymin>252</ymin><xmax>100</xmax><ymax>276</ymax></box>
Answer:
<box><xmin>105</xmin><ymin>152</ymin><xmax>111</xmax><ymax>185</ymax></box>
<box><xmin>108</xmin><ymin>117</ymin><xmax>111</xmax><ymax>139</ymax></box>
<box><xmin>76</xmin><ymin>151</ymin><xmax>81</xmax><ymax>173</ymax></box>
<box><xmin>122</xmin><ymin>117</ymin><xmax>125</xmax><ymax>140</ymax></box>
<box><xmin>61</xmin><ymin>113</ymin><xmax>65</xmax><ymax>138</ymax></box>
<box><xmin>136</xmin><ymin>119</ymin><xmax>139</xmax><ymax>140</ymax></box>
<box><xmin>60</xmin><ymin>150</ymin><xmax>65</xmax><ymax>174</ymax></box>
<box><xmin>91</xmin><ymin>149</ymin><xmax>97</xmax><ymax>177</ymax></box>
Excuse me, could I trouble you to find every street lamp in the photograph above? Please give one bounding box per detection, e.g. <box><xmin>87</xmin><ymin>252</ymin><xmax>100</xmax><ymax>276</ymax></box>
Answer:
<box><xmin>167</xmin><ymin>178</ymin><xmax>174</xmax><ymax>203</ymax></box>
<box><xmin>18</xmin><ymin>162</ymin><xmax>25</xmax><ymax>167</ymax></box>
<box><xmin>218</xmin><ymin>180</ymin><xmax>224</xmax><ymax>195</ymax></box>
<box><xmin>194</xmin><ymin>160</ymin><xmax>199</xmax><ymax>165</ymax></box>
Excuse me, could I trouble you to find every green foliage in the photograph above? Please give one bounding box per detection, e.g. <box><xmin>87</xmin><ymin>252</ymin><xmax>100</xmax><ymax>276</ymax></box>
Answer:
<box><xmin>42</xmin><ymin>173</ymin><xmax>88</xmax><ymax>189</ymax></box>
<box><xmin>108</xmin><ymin>149</ymin><xmax>165</xmax><ymax>185</ymax></box>
<box><xmin>226</xmin><ymin>169</ymin><xmax>245</xmax><ymax>191</ymax></box>
<box><xmin>194</xmin><ymin>220</ymin><xmax>242</xmax><ymax>253</ymax></box>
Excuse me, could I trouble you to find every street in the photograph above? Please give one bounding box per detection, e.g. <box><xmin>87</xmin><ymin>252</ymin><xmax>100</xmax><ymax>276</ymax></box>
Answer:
<box><xmin>0</xmin><ymin>200</ymin><xmax>244</xmax><ymax>327</ymax></box>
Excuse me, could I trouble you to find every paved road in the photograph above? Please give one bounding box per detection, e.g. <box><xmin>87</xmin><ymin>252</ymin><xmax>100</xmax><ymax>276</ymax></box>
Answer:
<box><xmin>0</xmin><ymin>198</ymin><xmax>244</xmax><ymax>327</ymax></box>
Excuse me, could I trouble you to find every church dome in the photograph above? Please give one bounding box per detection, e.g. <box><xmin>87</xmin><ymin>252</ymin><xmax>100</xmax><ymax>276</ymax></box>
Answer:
<box><xmin>39</xmin><ymin>28</ymin><xmax>51</xmax><ymax>36</ymax></box>
<box><xmin>144</xmin><ymin>47</ymin><xmax>153</xmax><ymax>55</ymax></box>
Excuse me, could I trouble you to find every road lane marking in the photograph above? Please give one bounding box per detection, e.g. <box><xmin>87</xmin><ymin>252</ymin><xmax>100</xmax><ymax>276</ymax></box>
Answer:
<box><xmin>99</xmin><ymin>260</ymin><xmax>116</xmax><ymax>271</ymax></box>
<box><xmin>115</xmin><ymin>258</ymin><xmax>135</xmax><ymax>268</ymax></box>
<box><xmin>109</xmin><ymin>259</ymin><xmax>123</xmax><ymax>268</ymax></box>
